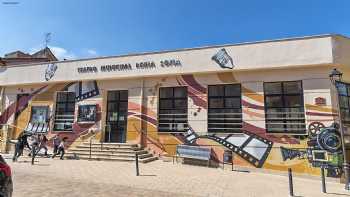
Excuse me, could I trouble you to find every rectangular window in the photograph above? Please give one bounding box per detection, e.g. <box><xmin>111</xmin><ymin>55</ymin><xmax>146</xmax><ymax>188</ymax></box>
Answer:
<box><xmin>208</xmin><ymin>84</ymin><xmax>242</xmax><ymax>133</ymax></box>
<box><xmin>54</xmin><ymin>92</ymin><xmax>75</xmax><ymax>131</ymax></box>
<box><xmin>336</xmin><ymin>81</ymin><xmax>350</xmax><ymax>125</ymax></box>
<box><xmin>264</xmin><ymin>81</ymin><xmax>306</xmax><ymax>134</ymax></box>
<box><xmin>158</xmin><ymin>87</ymin><xmax>188</xmax><ymax>132</ymax></box>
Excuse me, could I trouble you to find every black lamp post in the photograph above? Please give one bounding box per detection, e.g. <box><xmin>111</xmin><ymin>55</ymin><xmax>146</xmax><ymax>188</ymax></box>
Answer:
<box><xmin>329</xmin><ymin>68</ymin><xmax>350</xmax><ymax>190</ymax></box>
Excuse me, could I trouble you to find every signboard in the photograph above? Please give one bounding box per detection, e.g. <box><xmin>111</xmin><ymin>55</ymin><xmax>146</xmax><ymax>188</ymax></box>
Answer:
<box><xmin>315</xmin><ymin>97</ymin><xmax>326</xmax><ymax>106</ymax></box>
<box><xmin>77</xmin><ymin>104</ymin><xmax>97</xmax><ymax>123</ymax></box>
<box><xmin>77</xmin><ymin>59</ymin><xmax>182</xmax><ymax>74</ymax></box>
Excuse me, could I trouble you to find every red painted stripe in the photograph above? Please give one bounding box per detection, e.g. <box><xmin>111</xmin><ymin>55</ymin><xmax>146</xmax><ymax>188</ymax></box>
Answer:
<box><xmin>181</xmin><ymin>75</ymin><xmax>206</xmax><ymax>94</ymax></box>
<box><xmin>242</xmin><ymin>100</ymin><xmax>264</xmax><ymax>110</ymax></box>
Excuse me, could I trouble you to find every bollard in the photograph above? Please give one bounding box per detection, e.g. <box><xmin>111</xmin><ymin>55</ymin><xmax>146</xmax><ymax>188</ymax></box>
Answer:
<box><xmin>89</xmin><ymin>140</ymin><xmax>92</xmax><ymax>160</ymax></box>
<box><xmin>321</xmin><ymin>166</ymin><xmax>327</xmax><ymax>193</ymax></box>
<box><xmin>288</xmin><ymin>168</ymin><xmax>294</xmax><ymax>197</ymax></box>
<box><xmin>135</xmin><ymin>153</ymin><xmax>139</xmax><ymax>176</ymax></box>
<box><xmin>31</xmin><ymin>146</ymin><xmax>35</xmax><ymax>165</ymax></box>
<box><xmin>231</xmin><ymin>151</ymin><xmax>234</xmax><ymax>171</ymax></box>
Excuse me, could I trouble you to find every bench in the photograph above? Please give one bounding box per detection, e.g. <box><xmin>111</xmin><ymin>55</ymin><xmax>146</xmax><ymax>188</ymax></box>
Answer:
<box><xmin>173</xmin><ymin>145</ymin><xmax>211</xmax><ymax>167</ymax></box>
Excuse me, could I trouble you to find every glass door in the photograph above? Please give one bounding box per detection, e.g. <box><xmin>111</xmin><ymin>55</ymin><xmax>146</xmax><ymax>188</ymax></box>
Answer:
<box><xmin>105</xmin><ymin>90</ymin><xmax>128</xmax><ymax>143</ymax></box>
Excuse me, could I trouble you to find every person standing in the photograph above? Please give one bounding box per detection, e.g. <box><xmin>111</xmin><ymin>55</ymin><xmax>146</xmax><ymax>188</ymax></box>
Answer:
<box><xmin>52</xmin><ymin>134</ymin><xmax>60</xmax><ymax>155</ymax></box>
<box><xmin>36</xmin><ymin>134</ymin><xmax>48</xmax><ymax>156</ymax></box>
<box><xmin>52</xmin><ymin>137</ymin><xmax>67</xmax><ymax>160</ymax></box>
<box><xmin>28</xmin><ymin>134</ymin><xmax>39</xmax><ymax>165</ymax></box>
<box><xmin>12</xmin><ymin>133</ymin><xmax>31</xmax><ymax>162</ymax></box>
<box><xmin>28</xmin><ymin>134</ymin><xmax>39</xmax><ymax>157</ymax></box>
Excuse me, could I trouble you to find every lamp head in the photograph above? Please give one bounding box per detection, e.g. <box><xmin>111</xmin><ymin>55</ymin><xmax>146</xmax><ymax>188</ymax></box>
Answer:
<box><xmin>329</xmin><ymin>68</ymin><xmax>343</xmax><ymax>83</ymax></box>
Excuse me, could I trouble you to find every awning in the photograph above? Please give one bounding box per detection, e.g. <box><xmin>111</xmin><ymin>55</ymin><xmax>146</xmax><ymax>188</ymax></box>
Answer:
<box><xmin>24</xmin><ymin>122</ymin><xmax>49</xmax><ymax>133</ymax></box>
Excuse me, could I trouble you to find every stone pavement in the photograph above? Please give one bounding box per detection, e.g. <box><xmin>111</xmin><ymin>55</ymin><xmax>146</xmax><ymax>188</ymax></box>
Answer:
<box><xmin>5</xmin><ymin>155</ymin><xmax>350</xmax><ymax>197</ymax></box>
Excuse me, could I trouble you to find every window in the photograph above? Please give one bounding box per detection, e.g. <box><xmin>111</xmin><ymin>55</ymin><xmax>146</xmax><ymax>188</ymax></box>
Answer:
<box><xmin>78</xmin><ymin>105</ymin><xmax>97</xmax><ymax>123</ymax></box>
<box><xmin>54</xmin><ymin>92</ymin><xmax>75</xmax><ymax>131</ymax></box>
<box><xmin>15</xmin><ymin>94</ymin><xmax>29</xmax><ymax>119</ymax></box>
<box><xmin>30</xmin><ymin>106</ymin><xmax>49</xmax><ymax>124</ymax></box>
<box><xmin>336</xmin><ymin>81</ymin><xmax>350</xmax><ymax>125</ymax></box>
<box><xmin>264</xmin><ymin>81</ymin><xmax>306</xmax><ymax>134</ymax></box>
<box><xmin>208</xmin><ymin>84</ymin><xmax>242</xmax><ymax>133</ymax></box>
<box><xmin>158</xmin><ymin>87</ymin><xmax>188</xmax><ymax>132</ymax></box>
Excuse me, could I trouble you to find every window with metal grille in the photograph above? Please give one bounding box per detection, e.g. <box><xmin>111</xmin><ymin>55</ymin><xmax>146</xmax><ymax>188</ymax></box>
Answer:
<box><xmin>336</xmin><ymin>81</ymin><xmax>350</xmax><ymax>125</ymax></box>
<box><xmin>208</xmin><ymin>84</ymin><xmax>242</xmax><ymax>133</ymax></box>
<box><xmin>264</xmin><ymin>81</ymin><xmax>306</xmax><ymax>134</ymax></box>
<box><xmin>158</xmin><ymin>87</ymin><xmax>188</xmax><ymax>132</ymax></box>
<box><xmin>54</xmin><ymin>92</ymin><xmax>75</xmax><ymax>131</ymax></box>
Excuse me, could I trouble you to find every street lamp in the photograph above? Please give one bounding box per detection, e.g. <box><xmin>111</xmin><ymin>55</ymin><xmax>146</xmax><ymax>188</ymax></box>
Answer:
<box><xmin>330</xmin><ymin>68</ymin><xmax>343</xmax><ymax>82</ymax></box>
<box><xmin>329</xmin><ymin>68</ymin><xmax>350</xmax><ymax>190</ymax></box>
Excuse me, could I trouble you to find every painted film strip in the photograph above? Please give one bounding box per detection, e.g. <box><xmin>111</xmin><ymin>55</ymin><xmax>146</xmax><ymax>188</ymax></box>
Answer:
<box><xmin>184</xmin><ymin>129</ymin><xmax>273</xmax><ymax>168</ymax></box>
<box><xmin>65</xmin><ymin>81</ymin><xmax>100</xmax><ymax>101</ymax></box>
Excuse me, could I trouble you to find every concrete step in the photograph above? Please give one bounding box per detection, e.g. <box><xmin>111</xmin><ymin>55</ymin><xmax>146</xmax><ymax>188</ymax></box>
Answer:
<box><xmin>82</xmin><ymin>142</ymin><xmax>138</xmax><ymax>148</ymax></box>
<box><xmin>65</xmin><ymin>152</ymin><xmax>153</xmax><ymax>159</ymax></box>
<box><xmin>139</xmin><ymin>156</ymin><xmax>158</xmax><ymax>163</ymax></box>
<box><xmin>65</xmin><ymin>154</ymin><xmax>157</xmax><ymax>163</ymax></box>
<box><xmin>68</xmin><ymin>149</ymin><xmax>148</xmax><ymax>155</ymax></box>
<box><xmin>66</xmin><ymin>142</ymin><xmax>157</xmax><ymax>163</ymax></box>
<box><xmin>74</xmin><ymin>145</ymin><xmax>140</xmax><ymax>151</ymax></box>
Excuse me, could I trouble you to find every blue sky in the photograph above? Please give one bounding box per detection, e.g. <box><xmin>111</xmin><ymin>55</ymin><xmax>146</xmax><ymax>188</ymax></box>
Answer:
<box><xmin>1</xmin><ymin>0</ymin><xmax>349</xmax><ymax>60</ymax></box>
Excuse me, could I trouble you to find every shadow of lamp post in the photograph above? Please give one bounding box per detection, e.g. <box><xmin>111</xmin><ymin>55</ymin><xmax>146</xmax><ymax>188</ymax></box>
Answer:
<box><xmin>329</xmin><ymin>68</ymin><xmax>350</xmax><ymax>190</ymax></box>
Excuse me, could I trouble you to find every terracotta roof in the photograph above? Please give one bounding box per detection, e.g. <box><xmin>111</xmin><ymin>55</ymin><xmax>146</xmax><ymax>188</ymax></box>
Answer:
<box><xmin>1</xmin><ymin>47</ymin><xmax>58</xmax><ymax>66</ymax></box>
<box><xmin>4</xmin><ymin>51</ymin><xmax>31</xmax><ymax>58</ymax></box>
<box><xmin>31</xmin><ymin>47</ymin><xmax>58</xmax><ymax>61</ymax></box>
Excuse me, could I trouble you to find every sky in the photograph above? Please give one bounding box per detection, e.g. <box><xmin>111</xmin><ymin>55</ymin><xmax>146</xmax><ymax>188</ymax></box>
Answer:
<box><xmin>0</xmin><ymin>0</ymin><xmax>350</xmax><ymax>60</ymax></box>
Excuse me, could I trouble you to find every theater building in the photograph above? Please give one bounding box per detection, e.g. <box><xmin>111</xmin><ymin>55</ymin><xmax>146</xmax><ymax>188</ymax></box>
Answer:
<box><xmin>1</xmin><ymin>34</ymin><xmax>350</xmax><ymax>177</ymax></box>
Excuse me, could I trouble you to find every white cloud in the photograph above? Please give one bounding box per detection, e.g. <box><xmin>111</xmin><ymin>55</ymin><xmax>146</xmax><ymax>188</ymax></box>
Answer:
<box><xmin>87</xmin><ymin>49</ymin><xmax>97</xmax><ymax>56</ymax></box>
<box><xmin>29</xmin><ymin>47</ymin><xmax>40</xmax><ymax>54</ymax></box>
<box><xmin>28</xmin><ymin>45</ymin><xmax>99</xmax><ymax>60</ymax></box>
<box><xmin>49</xmin><ymin>46</ymin><xmax>76</xmax><ymax>60</ymax></box>
<box><xmin>29</xmin><ymin>45</ymin><xmax>76</xmax><ymax>60</ymax></box>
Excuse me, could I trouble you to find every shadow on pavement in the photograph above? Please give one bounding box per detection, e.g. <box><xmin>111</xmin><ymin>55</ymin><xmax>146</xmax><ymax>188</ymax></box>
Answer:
<box><xmin>232</xmin><ymin>169</ymin><xmax>250</xmax><ymax>173</ymax></box>
<box><xmin>326</xmin><ymin>192</ymin><xmax>350</xmax><ymax>196</ymax></box>
<box><xmin>34</xmin><ymin>163</ymin><xmax>50</xmax><ymax>166</ymax></box>
<box><xmin>139</xmin><ymin>174</ymin><xmax>157</xmax><ymax>177</ymax></box>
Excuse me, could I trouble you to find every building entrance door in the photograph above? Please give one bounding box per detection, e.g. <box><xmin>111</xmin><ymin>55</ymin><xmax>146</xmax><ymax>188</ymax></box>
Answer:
<box><xmin>105</xmin><ymin>90</ymin><xmax>128</xmax><ymax>143</ymax></box>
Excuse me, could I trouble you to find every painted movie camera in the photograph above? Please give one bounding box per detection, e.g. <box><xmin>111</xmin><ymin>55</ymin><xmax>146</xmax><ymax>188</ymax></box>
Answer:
<box><xmin>281</xmin><ymin>122</ymin><xmax>343</xmax><ymax>177</ymax></box>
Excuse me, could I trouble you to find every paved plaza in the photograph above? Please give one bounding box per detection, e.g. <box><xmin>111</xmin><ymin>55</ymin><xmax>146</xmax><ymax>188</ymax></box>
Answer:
<box><xmin>4</xmin><ymin>155</ymin><xmax>350</xmax><ymax>197</ymax></box>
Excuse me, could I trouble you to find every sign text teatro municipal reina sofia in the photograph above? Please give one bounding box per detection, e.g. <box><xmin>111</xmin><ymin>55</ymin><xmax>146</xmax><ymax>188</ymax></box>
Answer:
<box><xmin>77</xmin><ymin>59</ymin><xmax>181</xmax><ymax>74</ymax></box>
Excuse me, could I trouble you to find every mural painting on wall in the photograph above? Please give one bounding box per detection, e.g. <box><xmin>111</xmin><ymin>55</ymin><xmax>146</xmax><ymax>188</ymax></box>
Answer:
<box><xmin>175</xmin><ymin>74</ymin><xmax>274</xmax><ymax>167</ymax></box>
<box><xmin>127</xmin><ymin>74</ymin><xmax>289</xmax><ymax>167</ymax></box>
<box><xmin>52</xmin><ymin>81</ymin><xmax>101</xmax><ymax>146</ymax></box>
<box><xmin>1</xmin><ymin>66</ymin><xmax>342</xmax><ymax>177</ymax></box>
<box><xmin>0</xmin><ymin>85</ymin><xmax>48</xmax><ymax>125</ymax></box>
<box><xmin>64</xmin><ymin>81</ymin><xmax>100</xmax><ymax>101</ymax></box>
<box><xmin>183</xmin><ymin>127</ymin><xmax>273</xmax><ymax>168</ymax></box>
<box><xmin>281</xmin><ymin>122</ymin><xmax>343</xmax><ymax>177</ymax></box>
<box><xmin>0</xmin><ymin>80</ymin><xmax>101</xmax><ymax>148</ymax></box>
<box><xmin>130</xmin><ymin>73</ymin><xmax>341</xmax><ymax>177</ymax></box>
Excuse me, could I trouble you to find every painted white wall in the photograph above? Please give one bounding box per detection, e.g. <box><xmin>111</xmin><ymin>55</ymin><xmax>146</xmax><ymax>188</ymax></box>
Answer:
<box><xmin>0</xmin><ymin>36</ymin><xmax>337</xmax><ymax>86</ymax></box>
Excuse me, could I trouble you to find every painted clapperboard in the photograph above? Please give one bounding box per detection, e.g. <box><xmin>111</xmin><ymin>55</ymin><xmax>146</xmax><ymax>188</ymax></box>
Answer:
<box><xmin>64</xmin><ymin>81</ymin><xmax>100</xmax><ymax>101</ymax></box>
<box><xmin>183</xmin><ymin>127</ymin><xmax>273</xmax><ymax>168</ymax></box>
<box><xmin>211</xmin><ymin>48</ymin><xmax>234</xmax><ymax>69</ymax></box>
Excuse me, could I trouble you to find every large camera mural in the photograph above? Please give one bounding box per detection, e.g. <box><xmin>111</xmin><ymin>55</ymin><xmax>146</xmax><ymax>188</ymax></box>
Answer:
<box><xmin>281</xmin><ymin>122</ymin><xmax>343</xmax><ymax>177</ymax></box>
